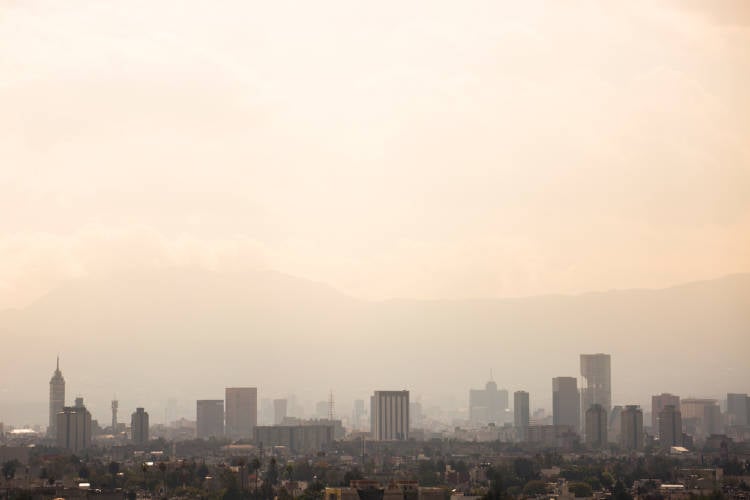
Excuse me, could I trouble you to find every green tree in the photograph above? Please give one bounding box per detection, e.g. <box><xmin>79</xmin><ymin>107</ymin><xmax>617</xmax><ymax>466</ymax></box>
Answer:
<box><xmin>568</xmin><ymin>482</ymin><xmax>593</xmax><ymax>498</ymax></box>
<box><xmin>522</xmin><ymin>480</ymin><xmax>547</xmax><ymax>496</ymax></box>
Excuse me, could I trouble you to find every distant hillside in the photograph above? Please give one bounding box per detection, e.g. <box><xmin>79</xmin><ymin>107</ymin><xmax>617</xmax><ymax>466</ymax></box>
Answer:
<box><xmin>0</xmin><ymin>269</ymin><xmax>748</xmax><ymax>426</ymax></box>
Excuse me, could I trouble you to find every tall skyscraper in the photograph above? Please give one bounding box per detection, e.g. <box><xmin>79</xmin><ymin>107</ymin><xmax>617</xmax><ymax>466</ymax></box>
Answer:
<box><xmin>48</xmin><ymin>357</ymin><xmax>65</xmax><ymax>438</ymax></box>
<box><xmin>131</xmin><ymin>407</ymin><xmax>150</xmax><ymax>445</ymax></box>
<box><xmin>273</xmin><ymin>399</ymin><xmax>288</xmax><ymax>425</ymax></box>
<box><xmin>658</xmin><ymin>404</ymin><xmax>682</xmax><ymax>450</ymax></box>
<box><xmin>552</xmin><ymin>377</ymin><xmax>580</xmax><ymax>431</ymax></box>
<box><xmin>513</xmin><ymin>391</ymin><xmax>530</xmax><ymax>441</ymax></box>
<box><xmin>469</xmin><ymin>380</ymin><xmax>509</xmax><ymax>425</ymax></box>
<box><xmin>57</xmin><ymin>397</ymin><xmax>91</xmax><ymax>453</ymax></box>
<box><xmin>727</xmin><ymin>393</ymin><xmax>749</xmax><ymax>426</ymax></box>
<box><xmin>225</xmin><ymin>387</ymin><xmax>258</xmax><ymax>439</ymax></box>
<box><xmin>111</xmin><ymin>399</ymin><xmax>118</xmax><ymax>433</ymax></box>
<box><xmin>651</xmin><ymin>393</ymin><xmax>680</xmax><ymax>432</ymax></box>
<box><xmin>620</xmin><ymin>405</ymin><xmax>644</xmax><ymax>451</ymax></box>
<box><xmin>580</xmin><ymin>354</ymin><xmax>611</xmax><ymax>415</ymax></box>
<box><xmin>681</xmin><ymin>398</ymin><xmax>721</xmax><ymax>438</ymax></box>
<box><xmin>352</xmin><ymin>399</ymin><xmax>366</xmax><ymax>431</ymax></box>
<box><xmin>585</xmin><ymin>404</ymin><xmax>608</xmax><ymax>449</ymax></box>
<box><xmin>370</xmin><ymin>390</ymin><xmax>409</xmax><ymax>441</ymax></box>
<box><xmin>197</xmin><ymin>400</ymin><xmax>225</xmax><ymax>439</ymax></box>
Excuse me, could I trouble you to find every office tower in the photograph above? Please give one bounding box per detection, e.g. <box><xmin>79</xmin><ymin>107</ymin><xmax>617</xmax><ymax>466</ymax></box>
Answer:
<box><xmin>57</xmin><ymin>397</ymin><xmax>92</xmax><ymax>453</ymax></box>
<box><xmin>352</xmin><ymin>399</ymin><xmax>366</xmax><ymax>431</ymax></box>
<box><xmin>609</xmin><ymin>405</ymin><xmax>623</xmax><ymax>443</ymax></box>
<box><xmin>514</xmin><ymin>391</ymin><xmax>530</xmax><ymax>441</ymax></box>
<box><xmin>225</xmin><ymin>387</ymin><xmax>257</xmax><ymax>439</ymax></box>
<box><xmin>131</xmin><ymin>407</ymin><xmax>149</xmax><ymax>445</ymax></box>
<box><xmin>552</xmin><ymin>377</ymin><xmax>580</xmax><ymax>430</ymax></box>
<box><xmin>658</xmin><ymin>404</ymin><xmax>682</xmax><ymax>449</ymax></box>
<box><xmin>469</xmin><ymin>380</ymin><xmax>509</xmax><ymax>425</ymax></box>
<box><xmin>273</xmin><ymin>399</ymin><xmax>288</xmax><ymax>425</ymax></box>
<box><xmin>651</xmin><ymin>393</ymin><xmax>680</xmax><ymax>432</ymax></box>
<box><xmin>580</xmin><ymin>354</ymin><xmax>612</xmax><ymax>415</ymax></box>
<box><xmin>727</xmin><ymin>393</ymin><xmax>749</xmax><ymax>426</ymax></box>
<box><xmin>681</xmin><ymin>398</ymin><xmax>721</xmax><ymax>438</ymax></box>
<box><xmin>196</xmin><ymin>400</ymin><xmax>224</xmax><ymax>439</ymax></box>
<box><xmin>111</xmin><ymin>399</ymin><xmax>118</xmax><ymax>432</ymax></box>
<box><xmin>585</xmin><ymin>404</ymin><xmax>608</xmax><ymax>449</ymax></box>
<box><xmin>48</xmin><ymin>357</ymin><xmax>65</xmax><ymax>438</ymax></box>
<box><xmin>370</xmin><ymin>390</ymin><xmax>409</xmax><ymax>441</ymax></box>
<box><xmin>620</xmin><ymin>405</ymin><xmax>644</xmax><ymax>451</ymax></box>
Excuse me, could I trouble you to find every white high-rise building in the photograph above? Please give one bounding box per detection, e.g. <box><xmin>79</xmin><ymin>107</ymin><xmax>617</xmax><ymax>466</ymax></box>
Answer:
<box><xmin>370</xmin><ymin>390</ymin><xmax>409</xmax><ymax>441</ymax></box>
<box><xmin>48</xmin><ymin>357</ymin><xmax>65</xmax><ymax>438</ymax></box>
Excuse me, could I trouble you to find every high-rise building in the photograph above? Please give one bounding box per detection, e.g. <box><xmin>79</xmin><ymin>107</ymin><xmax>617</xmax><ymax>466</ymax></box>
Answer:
<box><xmin>48</xmin><ymin>357</ymin><xmax>65</xmax><ymax>438</ymax></box>
<box><xmin>225</xmin><ymin>387</ymin><xmax>257</xmax><ymax>439</ymax></box>
<box><xmin>658</xmin><ymin>404</ymin><xmax>682</xmax><ymax>449</ymax></box>
<box><xmin>111</xmin><ymin>399</ymin><xmax>118</xmax><ymax>433</ymax></box>
<box><xmin>131</xmin><ymin>407</ymin><xmax>149</xmax><ymax>445</ymax></box>
<box><xmin>352</xmin><ymin>399</ymin><xmax>366</xmax><ymax>431</ymax></box>
<box><xmin>651</xmin><ymin>393</ymin><xmax>680</xmax><ymax>432</ymax></box>
<box><xmin>620</xmin><ymin>405</ymin><xmax>644</xmax><ymax>451</ymax></box>
<box><xmin>681</xmin><ymin>398</ymin><xmax>721</xmax><ymax>438</ymax></box>
<box><xmin>580</xmin><ymin>354</ymin><xmax>611</xmax><ymax>415</ymax></box>
<box><xmin>585</xmin><ymin>404</ymin><xmax>608</xmax><ymax>449</ymax></box>
<box><xmin>370</xmin><ymin>390</ymin><xmax>409</xmax><ymax>441</ymax></box>
<box><xmin>552</xmin><ymin>377</ymin><xmax>580</xmax><ymax>431</ymax></box>
<box><xmin>514</xmin><ymin>391</ymin><xmax>530</xmax><ymax>441</ymax></box>
<box><xmin>196</xmin><ymin>400</ymin><xmax>224</xmax><ymax>439</ymax></box>
<box><xmin>727</xmin><ymin>393</ymin><xmax>749</xmax><ymax>426</ymax></box>
<box><xmin>469</xmin><ymin>381</ymin><xmax>509</xmax><ymax>425</ymax></box>
<box><xmin>57</xmin><ymin>397</ymin><xmax>92</xmax><ymax>453</ymax></box>
<box><xmin>273</xmin><ymin>399</ymin><xmax>288</xmax><ymax>425</ymax></box>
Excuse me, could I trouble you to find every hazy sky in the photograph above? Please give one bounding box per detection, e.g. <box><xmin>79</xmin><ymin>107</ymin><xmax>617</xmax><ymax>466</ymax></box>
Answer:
<box><xmin>2</xmin><ymin>0</ymin><xmax>749</xmax><ymax>309</ymax></box>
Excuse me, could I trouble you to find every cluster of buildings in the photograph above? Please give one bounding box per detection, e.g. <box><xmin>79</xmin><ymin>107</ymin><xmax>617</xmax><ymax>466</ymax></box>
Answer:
<box><xmin>34</xmin><ymin>355</ymin><xmax>750</xmax><ymax>455</ymax></box>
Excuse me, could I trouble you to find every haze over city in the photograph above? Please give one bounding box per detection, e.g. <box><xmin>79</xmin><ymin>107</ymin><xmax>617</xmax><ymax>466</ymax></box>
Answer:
<box><xmin>0</xmin><ymin>3</ymin><xmax>749</xmax><ymax>498</ymax></box>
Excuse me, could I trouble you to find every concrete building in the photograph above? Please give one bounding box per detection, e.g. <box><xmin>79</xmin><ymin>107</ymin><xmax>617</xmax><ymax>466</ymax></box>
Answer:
<box><xmin>48</xmin><ymin>357</ymin><xmax>65</xmax><ymax>439</ymax></box>
<box><xmin>273</xmin><ymin>398</ymin><xmax>287</xmax><ymax>425</ymax></box>
<box><xmin>111</xmin><ymin>399</ymin><xmax>118</xmax><ymax>433</ymax></box>
<box><xmin>225</xmin><ymin>387</ymin><xmax>257</xmax><ymax>439</ymax></box>
<box><xmin>552</xmin><ymin>377</ymin><xmax>580</xmax><ymax>431</ymax></box>
<box><xmin>681</xmin><ymin>398</ymin><xmax>721</xmax><ymax>439</ymax></box>
<box><xmin>585</xmin><ymin>404</ymin><xmax>608</xmax><ymax>449</ymax></box>
<box><xmin>371</xmin><ymin>390</ymin><xmax>409</xmax><ymax>441</ymax></box>
<box><xmin>254</xmin><ymin>424</ymin><xmax>334</xmax><ymax>453</ymax></box>
<box><xmin>131</xmin><ymin>407</ymin><xmax>149</xmax><ymax>445</ymax></box>
<box><xmin>580</xmin><ymin>353</ymin><xmax>611</xmax><ymax>414</ymax></box>
<box><xmin>658</xmin><ymin>404</ymin><xmax>682</xmax><ymax>450</ymax></box>
<box><xmin>196</xmin><ymin>400</ymin><xmax>224</xmax><ymax>439</ymax></box>
<box><xmin>514</xmin><ymin>391</ymin><xmax>530</xmax><ymax>441</ymax></box>
<box><xmin>56</xmin><ymin>397</ymin><xmax>92</xmax><ymax>453</ymax></box>
<box><xmin>652</xmin><ymin>393</ymin><xmax>680</xmax><ymax>432</ymax></box>
<box><xmin>620</xmin><ymin>405</ymin><xmax>644</xmax><ymax>451</ymax></box>
<box><xmin>727</xmin><ymin>393</ymin><xmax>749</xmax><ymax>427</ymax></box>
<box><xmin>469</xmin><ymin>380</ymin><xmax>509</xmax><ymax>425</ymax></box>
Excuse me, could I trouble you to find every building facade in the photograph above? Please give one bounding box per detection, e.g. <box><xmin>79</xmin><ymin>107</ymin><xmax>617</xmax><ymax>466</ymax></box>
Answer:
<box><xmin>370</xmin><ymin>390</ymin><xmax>409</xmax><ymax>441</ymax></box>
<box><xmin>48</xmin><ymin>357</ymin><xmax>65</xmax><ymax>439</ymax></box>
<box><xmin>658</xmin><ymin>404</ymin><xmax>682</xmax><ymax>449</ymax></box>
<box><xmin>254</xmin><ymin>424</ymin><xmax>334</xmax><ymax>453</ymax></box>
<box><xmin>652</xmin><ymin>393</ymin><xmax>680</xmax><ymax>433</ymax></box>
<box><xmin>585</xmin><ymin>403</ymin><xmax>608</xmax><ymax>449</ymax></box>
<box><xmin>131</xmin><ymin>407</ymin><xmax>149</xmax><ymax>445</ymax></box>
<box><xmin>552</xmin><ymin>377</ymin><xmax>580</xmax><ymax>431</ymax></box>
<box><xmin>56</xmin><ymin>398</ymin><xmax>91</xmax><ymax>453</ymax></box>
<box><xmin>513</xmin><ymin>391</ymin><xmax>530</xmax><ymax>441</ymax></box>
<box><xmin>727</xmin><ymin>393</ymin><xmax>749</xmax><ymax>427</ymax></box>
<box><xmin>469</xmin><ymin>381</ymin><xmax>509</xmax><ymax>425</ymax></box>
<box><xmin>196</xmin><ymin>400</ymin><xmax>225</xmax><ymax>439</ymax></box>
<box><xmin>225</xmin><ymin>387</ymin><xmax>257</xmax><ymax>439</ymax></box>
<box><xmin>273</xmin><ymin>398</ymin><xmax>287</xmax><ymax>425</ymax></box>
<box><xmin>620</xmin><ymin>405</ymin><xmax>644</xmax><ymax>451</ymax></box>
<box><xmin>580</xmin><ymin>353</ymin><xmax>611</xmax><ymax>415</ymax></box>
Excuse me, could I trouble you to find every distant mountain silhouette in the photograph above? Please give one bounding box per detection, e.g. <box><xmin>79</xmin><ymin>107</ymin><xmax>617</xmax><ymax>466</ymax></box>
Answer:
<box><xmin>0</xmin><ymin>269</ymin><xmax>748</xmax><ymax>426</ymax></box>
